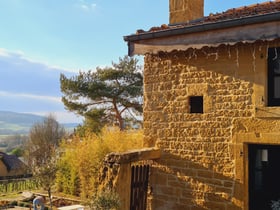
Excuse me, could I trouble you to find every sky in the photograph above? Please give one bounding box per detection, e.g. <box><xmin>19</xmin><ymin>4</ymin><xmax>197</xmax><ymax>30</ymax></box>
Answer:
<box><xmin>0</xmin><ymin>0</ymin><xmax>269</xmax><ymax>123</ymax></box>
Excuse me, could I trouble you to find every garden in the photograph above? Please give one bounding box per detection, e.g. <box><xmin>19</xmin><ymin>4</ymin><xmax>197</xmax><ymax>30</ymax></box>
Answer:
<box><xmin>0</xmin><ymin>191</ymin><xmax>83</xmax><ymax>210</ymax></box>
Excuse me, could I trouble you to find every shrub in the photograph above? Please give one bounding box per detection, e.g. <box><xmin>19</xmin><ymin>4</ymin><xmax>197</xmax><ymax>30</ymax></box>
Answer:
<box><xmin>92</xmin><ymin>189</ymin><xmax>120</xmax><ymax>210</ymax></box>
<box><xmin>56</xmin><ymin>127</ymin><xmax>143</xmax><ymax>199</ymax></box>
<box><xmin>9</xmin><ymin>200</ymin><xmax>18</xmax><ymax>206</ymax></box>
<box><xmin>24</xmin><ymin>203</ymin><xmax>31</xmax><ymax>208</ymax></box>
<box><xmin>18</xmin><ymin>202</ymin><xmax>25</xmax><ymax>207</ymax></box>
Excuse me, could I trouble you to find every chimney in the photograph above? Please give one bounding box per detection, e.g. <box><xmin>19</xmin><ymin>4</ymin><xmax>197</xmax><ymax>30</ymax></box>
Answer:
<box><xmin>169</xmin><ymin>0</ymin><xmax>204</xmax><ymax>25</ymax></box>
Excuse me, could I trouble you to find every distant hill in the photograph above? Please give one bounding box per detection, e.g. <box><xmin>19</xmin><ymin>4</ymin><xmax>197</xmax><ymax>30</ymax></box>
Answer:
<box><xmin>0</xmin><ymin>111</ymin><xmax>78</xmax><ymax>135</ymax></box>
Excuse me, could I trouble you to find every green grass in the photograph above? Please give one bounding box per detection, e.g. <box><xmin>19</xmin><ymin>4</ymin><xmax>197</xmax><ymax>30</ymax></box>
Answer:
<box><xmin>0</xmin><ymin>121</ymin><xmax>29</xmax><ymax>132</ymax></box>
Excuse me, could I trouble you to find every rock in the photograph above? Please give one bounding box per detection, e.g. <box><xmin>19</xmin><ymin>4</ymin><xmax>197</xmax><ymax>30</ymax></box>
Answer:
<box><xmin>21</xmin><ymin>191</ymin><xmax>34</xmax><ymax>202</ymax></box>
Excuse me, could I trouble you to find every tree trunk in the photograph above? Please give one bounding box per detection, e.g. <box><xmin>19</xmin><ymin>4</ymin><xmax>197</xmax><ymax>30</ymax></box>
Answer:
<box><xmin>113</xmin><ymin>101</ymin><xmax>125</xmax><ymax>130</ymax></box>
<box><xmin>118</xmin><ymin>116</ymin><xmax>125</xmax><ymax>131</ymax></box>
<box><xmin>48</xmin><ymin>188</ymin><xmax>53</xmax><ymax>210</ymax></box>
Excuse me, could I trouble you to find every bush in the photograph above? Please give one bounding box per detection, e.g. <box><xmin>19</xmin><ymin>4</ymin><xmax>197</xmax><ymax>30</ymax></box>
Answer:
<box><xmin>18</xmin><ymin>202</ymin><xmax>25</xmax><ymax>207</ymax></box>
<box><xmin>56</xmin><ymin>127</ymin><xmax>143</xmax><ymax>198</ymax></box>
<box><xmin>24</xmin><ymin>202</ymin><xmax>31</xmax><ymax>208</ymax></box>
<box><xmin>92</xmin><ymin>189</ymin><xmax>120</xmax><ymax>210</ymax></box>
<box><xmin>9</xmin><ymin>200</ymin><xmax>18</xmax><ymax>206</ymax></box>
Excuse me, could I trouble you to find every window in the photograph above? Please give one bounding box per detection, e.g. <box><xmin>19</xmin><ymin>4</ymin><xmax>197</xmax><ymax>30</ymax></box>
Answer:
<box><xmin>268</xmin><ymin>47</ymin><xmax>280</xmax><ymax>106</ymax></box>
<box><xmin>249</xmin><ymin>144</ymin><xmax>280</xmax><ymax>210</ymax></box>
<box><xmin>189</xmin><ymin>96</ymin><xmax>203</xmax><ymax>113</ymax></box>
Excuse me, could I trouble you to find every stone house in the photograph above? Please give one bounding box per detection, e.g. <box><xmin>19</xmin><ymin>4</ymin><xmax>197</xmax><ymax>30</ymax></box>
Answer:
<box><xmin>0</xmin><ymin>152</ymin><xmax>28</xmax><ymax>178</ymax></box>
<box><xmin>123</xmin><ymin>0</ymin><xmax>280</xmax><ymax>209</ymax></box>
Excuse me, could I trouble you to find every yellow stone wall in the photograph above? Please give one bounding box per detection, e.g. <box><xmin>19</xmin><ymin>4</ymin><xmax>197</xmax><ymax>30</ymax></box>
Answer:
<box><xmin>143</xmin><ymin>41</ymin><xmax>280</xmax><ymax>210</ymax></box>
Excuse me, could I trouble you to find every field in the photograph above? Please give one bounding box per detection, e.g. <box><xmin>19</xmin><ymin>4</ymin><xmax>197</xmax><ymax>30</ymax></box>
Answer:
<box><xmin>0</xmin><ymin>121</ymin><xmax>29</xmax><ymax>135</ymax></box>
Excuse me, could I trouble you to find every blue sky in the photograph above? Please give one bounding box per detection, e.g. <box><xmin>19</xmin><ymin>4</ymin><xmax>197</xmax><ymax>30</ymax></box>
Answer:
<box><xmin>0</xmin><ymin>0</ymin><xmax>268</xmax><ymax>123</ymax></box>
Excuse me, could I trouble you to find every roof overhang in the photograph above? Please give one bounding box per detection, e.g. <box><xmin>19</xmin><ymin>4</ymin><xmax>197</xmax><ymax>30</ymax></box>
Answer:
<box><xmin>124</xmin><ymin>12</ymin><xmax>280</xmax><ymax>56</ymax></box>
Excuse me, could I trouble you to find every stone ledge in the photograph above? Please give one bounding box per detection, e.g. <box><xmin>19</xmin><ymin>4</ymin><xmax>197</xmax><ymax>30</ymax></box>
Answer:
<box><xmin>256</xmin><ymin>106</ymin><xmax>280</xmax><ymax>118</ymax></box>
<box><xmin>105</xmin><ymin>147</ymin><xmax>161</xmax><ymax>164</ymax></box>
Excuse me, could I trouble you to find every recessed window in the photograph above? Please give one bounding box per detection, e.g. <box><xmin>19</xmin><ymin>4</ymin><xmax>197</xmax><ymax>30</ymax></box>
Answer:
<box><xmin>268</xmin><ymin>47</ymin><xmax>280</xmax><ymax>106</ymax></box>
<box><xmin>189</xmin><ymin>96</ymin><xmax>203</xmax><ymax>113</ymax></box>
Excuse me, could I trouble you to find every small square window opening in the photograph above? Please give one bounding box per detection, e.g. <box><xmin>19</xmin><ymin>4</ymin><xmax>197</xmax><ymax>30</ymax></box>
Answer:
<box><xmin>189</xmin><ymin>96</ymin><xmax>203</xmax><ymax>113</ymax></box>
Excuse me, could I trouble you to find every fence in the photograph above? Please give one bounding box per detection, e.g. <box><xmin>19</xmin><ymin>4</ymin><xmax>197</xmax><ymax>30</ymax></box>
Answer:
<box><xmin>0</xmin><ymin>177</ymin><xmax>38</xmax><ymax>193</ymax></box>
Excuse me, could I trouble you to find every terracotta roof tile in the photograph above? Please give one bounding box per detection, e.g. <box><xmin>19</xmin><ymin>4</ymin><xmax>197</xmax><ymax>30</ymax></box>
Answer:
<box><xmin>137</xmin><ymin>1</ymin><xmax>280</xmax><ymax>34</ymax></box>
<box><xmin>204</xmin><ymin>1</ymin><xmax>280</xmax><ymax>23</ymax></box>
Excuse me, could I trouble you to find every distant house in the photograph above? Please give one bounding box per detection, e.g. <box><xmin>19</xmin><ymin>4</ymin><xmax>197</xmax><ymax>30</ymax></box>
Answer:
<box><xmin>124</xmin><ymin>0</ymin><xmax>280</xmax><ymax>209</ymax></box>
<box><xmin>0</xmin><ymin>152</ymin><xmax>29</xmax><ymax>179</ymax></box>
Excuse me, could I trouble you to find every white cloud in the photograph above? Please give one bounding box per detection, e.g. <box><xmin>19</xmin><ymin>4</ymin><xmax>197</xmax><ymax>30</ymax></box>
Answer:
<box><xmin>0</xmin><ymin>48</ymin><xmax>27</xmax><ymax>60</ymax></box>
<box><xmin>0</xmin><ymin>48</ymin><xmax>83</xmax><ymax>123</ymax></box>
<box><xmin>0</xmin><ymin>91</ymin><xmax>83</xmax><ymax>123</ymax></box>
<box><xmin>0</xmin><ymin>48</ymin><xmax>78</xmax><ymax>73</ymax></box>
<box><xmin>77</xmin><ymin>0</ymin><xmax>97</xmax><ymax>12</ymax></box>
<box><xmin>28</xmin><ymin>111</ymin><xmax>83</xmax><ymax>124</ymax></box>
<box><xmin>0</xmin><ymin>48</ymin><xmax>11</xmax><ymax>57</ymax></box>
<box><xmin>0</xmin><ymin>91</ymin><xmax>61</xmax><ymax>103</ymax></box>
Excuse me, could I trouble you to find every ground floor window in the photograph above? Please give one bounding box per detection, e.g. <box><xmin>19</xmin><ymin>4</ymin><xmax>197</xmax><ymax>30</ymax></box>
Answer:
<box><xmin>249</xmin><ymin>144</ymin><xmax>280</xmax><ymax>210</ymax></box>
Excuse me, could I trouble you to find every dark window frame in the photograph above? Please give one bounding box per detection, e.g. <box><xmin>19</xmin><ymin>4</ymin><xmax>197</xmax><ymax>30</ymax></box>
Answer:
<box><xmin>268</xmin><ymin>47</ymin><xmax>280</xmax><ymax>106</ymax></box>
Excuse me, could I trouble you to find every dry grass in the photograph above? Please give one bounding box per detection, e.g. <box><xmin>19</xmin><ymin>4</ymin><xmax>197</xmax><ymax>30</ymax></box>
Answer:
<box><xmin>0</xmin><ymin>192</ymin><xmax>23</xmax><ymax>200</ymax></box>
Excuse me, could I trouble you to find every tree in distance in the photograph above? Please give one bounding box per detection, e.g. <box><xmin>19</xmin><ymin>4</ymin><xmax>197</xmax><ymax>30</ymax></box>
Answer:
<box><xmin>24</xmin><ymin>115</ymin><xmax>65</xmax><ymax>209</ymax></box>
<box><xmin>60</xmin><ymin>56</ymin><xmax>143</xmax><ymax>131</ymax></box>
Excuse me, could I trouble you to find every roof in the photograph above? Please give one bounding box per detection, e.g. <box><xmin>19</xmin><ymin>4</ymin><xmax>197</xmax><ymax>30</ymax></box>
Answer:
<box><xmin>124</xmin><ymin>1</ymin><xmax>280</xmax><ymax>55</ymax></box>
<box><xmin>0</xmin><ymin>152</ymin><xmax>26</xmax><ymax>172</ymax></box>
<box><xmin>137</xmin><ymin>1</ymin><xmax>280</xmax><ymax>34</ymax></box>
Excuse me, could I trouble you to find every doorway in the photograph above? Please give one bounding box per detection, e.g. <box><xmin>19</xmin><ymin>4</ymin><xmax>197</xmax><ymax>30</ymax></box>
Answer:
<box><xmin>249</xmin><ymin>144</ymin><xmax>280</xmax><ymax>210</ymax></box>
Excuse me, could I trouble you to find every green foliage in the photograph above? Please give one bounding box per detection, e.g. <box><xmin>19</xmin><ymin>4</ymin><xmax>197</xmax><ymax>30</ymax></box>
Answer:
<box><xmin>10</xmin><ymin>201</ymin><xmax>17</xmax><ymax>206</ymax></box>
<box><xmin>92</xmin><ymin>189</ymin><xmax>120</xmax><ymax>210</ymax></box>
<box><xmin>60</xmin><ymin>56</ymin><xmax>143</xmax><ymax>131</ymax></box>
<box><xmin>56</xmin><ymin>127</ymin><xmax>143</xmax><ymax>199</ymax></box>
<box><xmin>10</xmin><ymin>147</ymin><xmax>24</xmax><ymax>157</ymax></box>
<box><xmin>55</xmin><ymin>149</ymin><xmax>80</xmax><ymax>196</ymax></box>
<box><xmin>0</xmin><ymin>179</ymin><xmax>38</xmax><ymax>193</ymax></box>
<box><xmin>18</xmin><ymin>202</ymin><xmax>24</xmax><ymax>207</ymax></box>
<box><xmin>75</xmin><ymin>109</ymin><xmax>107</xmax><ymax>135</ymax></box>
